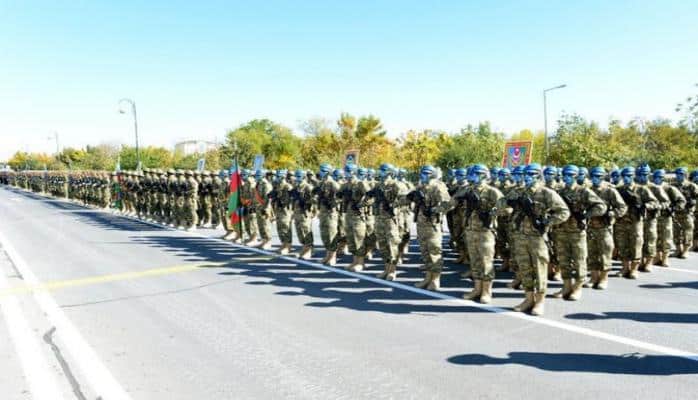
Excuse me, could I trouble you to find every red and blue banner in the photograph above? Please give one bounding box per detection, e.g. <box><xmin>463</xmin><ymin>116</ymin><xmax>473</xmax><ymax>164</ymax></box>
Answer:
<box><xmin>226</xmin><ymin>158</ymin><xmax>242</xmax><ymax>230</ymax></box>
<box><xmin>502</xmin><ymin>141</ymin><xmax>532</xmax><ymax>169</ymax></box>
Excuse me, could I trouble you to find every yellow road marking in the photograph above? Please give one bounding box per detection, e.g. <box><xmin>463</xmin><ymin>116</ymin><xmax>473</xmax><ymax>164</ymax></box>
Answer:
<box><xmin>1</xmin><ymin>262</ymin><xmax>225</xmax><ymax>298</ymax></box>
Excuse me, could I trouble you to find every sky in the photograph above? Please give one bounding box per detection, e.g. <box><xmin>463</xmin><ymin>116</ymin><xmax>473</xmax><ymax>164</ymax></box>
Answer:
<box><xmin>1</xmin><ymin>0</ymin><xmax>697</xmax><ymax>160</ymax></box>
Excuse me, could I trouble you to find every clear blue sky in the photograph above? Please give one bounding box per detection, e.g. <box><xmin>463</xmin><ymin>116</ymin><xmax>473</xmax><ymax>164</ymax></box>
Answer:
<box><xmin>1</xmin><ymin>0</ymin><xmax>696</xmax><ymax>160</ymax></box>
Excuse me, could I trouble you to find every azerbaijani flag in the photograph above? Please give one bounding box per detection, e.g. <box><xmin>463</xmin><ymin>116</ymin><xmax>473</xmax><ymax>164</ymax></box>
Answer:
<box><xmin>226</xmin><ymin>157</ymin><xmax>242</xmax><ymax>230</ymax></box>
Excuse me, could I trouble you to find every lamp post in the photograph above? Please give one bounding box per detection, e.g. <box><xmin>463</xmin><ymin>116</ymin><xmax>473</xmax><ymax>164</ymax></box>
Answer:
<box><xmin>118</xmin><ymin>98</ymin><xmax>140</xmax><ymax>170</ymax></box>
<box><xmin>47</xmin><ymin>131</ymin><xmax>60</xmax><ymax>154</ymax></box>
<box><xmin>543</xmin><ymin>84</ymin><xmax>567</xmax><ymax>164</ymax></box>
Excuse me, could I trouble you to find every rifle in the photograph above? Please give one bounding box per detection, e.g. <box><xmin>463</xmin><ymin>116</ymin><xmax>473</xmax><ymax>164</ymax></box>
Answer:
<box><xmin>619</xmin><ymin>187</ymin><xmax>645</xmax><ymax>219</ymax></box>
<box><xmin>515</xmin><ymin>194</ymin><xmax>548</xmax><ymax>235</ymax></box>
<box><xmin>561</xmin><ymin>192</ymin><xmax>588</xmax><ymax>230</ymax></box>
<box><xmin>407</xmin><ymin>189</ymin><xmax>430</xmax><ymax>222</ymax></box>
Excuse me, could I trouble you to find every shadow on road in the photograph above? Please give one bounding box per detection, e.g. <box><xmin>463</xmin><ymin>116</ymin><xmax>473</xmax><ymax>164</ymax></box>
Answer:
<box><xmin>565</xmin><ymin>311</ymin><xmax>698</xmax><ymax>324</ymax></box>
<box><xmin>639</xmin><ymin>281</ymin><xmax>698</xmax><ymax>290</ymax></box>
<box><xmin>446</xmin><ymin>352</ymin><xmax>698</xmax><ymax>375</ymax></box>
<box><xmin>131</xmin><ymin>234</ymin><xmax>492</xmax><ymax>316</ymax></box>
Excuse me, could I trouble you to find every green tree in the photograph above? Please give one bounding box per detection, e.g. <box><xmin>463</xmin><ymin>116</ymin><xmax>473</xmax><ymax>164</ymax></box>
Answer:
<box><xmin>221</xmin><ymin>119</ymin><xmax>299</xmax><ymax>170</ymax></box>
<box><xmin>436</xmin><ymin>122</ymin><xmax>506</xmax><ymax>168</ymax></box>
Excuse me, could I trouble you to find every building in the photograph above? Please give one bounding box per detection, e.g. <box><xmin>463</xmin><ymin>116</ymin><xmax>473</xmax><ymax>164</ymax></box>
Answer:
<box><xmin>174</xmin><ymin>140</ymin><xmax>220</xmax><ymax>156</ymax></box>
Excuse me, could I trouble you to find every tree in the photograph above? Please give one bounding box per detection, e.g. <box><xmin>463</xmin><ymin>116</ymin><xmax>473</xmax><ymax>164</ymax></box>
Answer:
<box><xmin>397</xmin><ymin>130</ymin><xmax>451</xmax><ymax>170</ymax></box>
<box><xmin>221</xmin><ymin>119</ymin><xmax>299</xmax><ymax>170</ymax></box>
<box><xmin>675</xmin><ymin>83</ymin><xmax>698</xmax><ymax>132</ymax></box>
<box><xmin>119</xmin><ymin>146</ymin><xmax>173</xmax><ymax>170</ymax></box>
<box><xmin>436</xmin><ymin>122</ymin><xmax>506</xmax><ymax>168</ymax></box>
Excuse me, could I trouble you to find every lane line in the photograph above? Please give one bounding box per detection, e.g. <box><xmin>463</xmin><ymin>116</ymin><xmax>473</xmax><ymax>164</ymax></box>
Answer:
<box><xmin>0</xmin><ymin>248</ymin><xmax>64</xmax><ymax>400</ymax></box>
<box><xmin>0</xmin><ymin>229</ymin><xmax>133</xmax><ymax>400</ymax></box>
<box><xmin>5</xmin><ymin>187</ymin><xmax>698</xmax><ymax>364</ymax></box>
<box><xmin>0</xmin><ymin>262</ymin><xmax>225</xmax><ymax>298</ymax></box>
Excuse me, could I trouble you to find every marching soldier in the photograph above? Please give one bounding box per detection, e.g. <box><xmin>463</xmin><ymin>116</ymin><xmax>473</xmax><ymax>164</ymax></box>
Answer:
<box><xmin>254</xmin><ymin>169</ymin><xmax>274</xmax><ymax>249</ymax></box>
<box><xmin>316</xmin><ymin>164</ymin><xmax>341</xmax><ymax>266</ymax></box>
<box><xmin>652</xmin><ymin>169</ymin><xmax>685</xmax><ymax>267</ymax></box>
<box><xmin>291</xmin><ymin>169</ymin><xmax>315</xmax><ymax>259</ymax></box>
<box><xmin>372</xmin><ymin>163</ymin><xmax>407</xmax><ymax>281</ymax></box>
<box><xmin>636</xmin><ymin>165</ymin><xmax>670</xmax><ymax>272</ymax></box>
<box><xmin>272</xmin><ymin>169</ymin><xmax>294</xmax><ymax>254</ymax></box>
<box><xmin>672</xmin><ymin>167</ymin><xmax>698</xmax><ymax>258</ymax></box>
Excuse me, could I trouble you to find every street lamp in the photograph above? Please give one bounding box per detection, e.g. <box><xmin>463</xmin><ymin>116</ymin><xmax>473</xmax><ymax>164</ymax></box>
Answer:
<box><xmin>543</xmin><ymin>84</ymin><xmax>567</xmax><ymax>164</ymax></box>
<box><xmin>47</xmin><ymin>131</ymin><xmax>60</xmax><ymax>154</ymax></box>
<box><xmin>118</xmin><ymin>98</ymin><xmax>141</xmax><ymax>170</ymax></box>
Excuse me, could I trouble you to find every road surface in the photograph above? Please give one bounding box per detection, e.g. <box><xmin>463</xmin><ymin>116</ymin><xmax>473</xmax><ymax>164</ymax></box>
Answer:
<box><xmin>0</xmin><ymin>186</ymin><xmax>696</xmax><ymax>399</ymax></box>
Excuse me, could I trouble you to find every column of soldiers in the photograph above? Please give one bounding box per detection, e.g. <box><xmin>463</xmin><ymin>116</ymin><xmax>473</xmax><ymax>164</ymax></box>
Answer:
<box><xmin>3</xmin><ymin>163</ymin><xmax>698</xmax><ymax>317</ymax></box>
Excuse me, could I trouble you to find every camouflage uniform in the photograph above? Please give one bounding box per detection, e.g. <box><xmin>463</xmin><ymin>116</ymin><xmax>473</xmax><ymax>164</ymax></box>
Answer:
<box><xmin>615</xmin><ymin>182</ymin><xmax>659</xmax><ymax>277</ymax></box>
<box><xmin>373</xmin><ymin>174</ymin><xmax>408</xmax><ymax>280</ymax></box>
<box><xmin>346</xmin><ymin>177</ymin><xmax>374</xmax><ymax>271</ymax></box>
<box><xmin>317</xmin><ymin>176</ymin><xmax>341</xmax><ymax>265</ymax></box>
<box><xmin>292</xmin><ymin>176</ymin><xmax>315</xmax><ymax>259</ymax></box>
<box><xmin>673</xmin><ymin>179</ymin><xmax>698</xmax><ymax>257</ymax></box>
<box><xmin>272</xmin><ymin>174</ymin><xmax>294</xmax><ymax>253</ymax></box>
<box><xmin>412</xmin><ymin>176</ymin><xmax>451</xmax><ymax>291</ymax></box>
<box><xmin>654</xmin><ymin>182</ymin><xmax>685</xmax><ymax>266</ymax></box>
<box><xmin>587</xmin><ymin>182</ymin><xmax>627</xmax><ymax>289</ymax></box>
<box><xmin>641</xmin><ymin>182</ymin><xmax>670</xmax><ymax>270</ymax></box>
<box><xmin>254</xmin><ymin>175</ymin><xmax>274</xmax><ymax>248</ymax></box>
<box><xmin>240</xmin><ymin>176</ymin><xmax>259</xmax><ymax>243</ymax></box>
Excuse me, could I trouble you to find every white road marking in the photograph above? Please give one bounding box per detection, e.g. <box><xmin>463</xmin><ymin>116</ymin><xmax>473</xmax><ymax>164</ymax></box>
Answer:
<box><xmin>0</xmin><ymin>249</ymin><xmax>64</xmax><ymax>400</ymax></box>
<box><xmin>663</xmin><ymin>266</ymin><xmax>698</xmax><ymax>275</ymax></box>
<box><xmin>0</xmin><ymin>229</ymin><xmax>132</xmax><ymax>400</ymax></box>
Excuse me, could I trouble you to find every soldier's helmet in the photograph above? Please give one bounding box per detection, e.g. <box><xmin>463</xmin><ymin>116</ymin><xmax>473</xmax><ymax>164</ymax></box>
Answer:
<box><xmin>590</xmin><ymin>166</ymin><xmax>606</xmax><ymax>177</ymax></box>
<box><xmin>357</xmin><ymin>167</ymin><xmax>368</xmax><ymax>180</ymax></box>
<box><xmin>636</xmin><ymin>163</ymin><xmax>651</xmax><ymax>176</ymax></box>
<box><xmin>690</xmin><ymin>170</ymin><xmax>698</xmax><ymax>181</ymax></box>
<box><xmin>332</xmin><ymin>168</ymin><xmax>344</xmax><ymax>180</ymax></box>
<box><xmin>184</xmin><ymin>170</ymin><xmax>193</xmax><ymax>176</ymax></box>
<box><xmin>652</xmin><ymin>169</ymin><xmax>665</xmax><ymax>181</ymax></box>
<box><xmin>512</xmin><ymin>166</ymin><xmax>525</xmax><ymax>176</ymax></box>
<box><xmin>344</xmin><ymin>163</ymin><xmax>357</xmax><ymax>176</ymax></box>
<box><xmin>420</xmin><ymin>165</ymin><xmax>435</xmax><ymax>177</ymax></box>
<box><xmin>219</xmin><ymin>169</ymin><xmax>228</xmax><ymax>178</ymax></box>
<box><xmin>621</xmin><ymin>166</ymin><xmax>635</xmax><ymax>177</ymax></box>
<box><xmin>202</xmin><ymin>170</ymin><xmax>211</xmax><ymax>177</ymax></box>
<box><xmin>498</xmin><ymin>167</ymin><xmax>511</xmax><ymax>178</ymax></box>
<box><xmin>319</xmin><ymin>163</ymin><xmax>333</xmax><ymax>178</ymax></box>
<box><xmin>490</xmin><ymin>167</ymin><xmax>501</xmax><ymax>177</ymax></box>
<box><xmin>255</xmin><ymin>169</ymin><xmax>265</xmax><ymax>180</ymax></box>
<box><xmin>294</xmin><ymin>169</ymin><xmax>306</xmax><ymax>180</ymax></box>
<box><xmin>543</xmin><ymin>166</ymin><xmax>557</xmax><ymax>178</ymax></box>
<box><xmin>578</xmin><ymin>166</ymin><xmax>588</xmax><ymax>177</ymax></box>
<box><xmin>471</xmin><ymin>164</ymin><xmax>489</xmax><ymax>176</ymax></box>
<box><xmin>276</xmin><ymin>169</ymin><xmax>287</xmax><ymax>178</ymax></box>
<box><xmin>168</xmin><ymin>169</ymin><xmax>176</xmax><ymax>175</ymax></box>
<box><xmin>378</xmin><ymin>163</ymin><xmax>394</xmax><ymax>178</ymax></box>
<box><xmin>524</xmin><ymin>163</ymin><xmax>542</xmax><ymax>175</ymax></box>
<box><xmin>175</xmin><ymin>169</ymin><xmax>183</xmax><ymax>175</ymax></box>
<box><xmin>562</xmin><ymin>165</ymin><xmax>579</xmax><ymax>176</ymax></box>
<box><xmin>397</xmin><ymin>168</ymin><xmax>407</xmax><ymax>179</ymax></box>
<box><xmin>455</xmin><ymin>167</ymin><xmax>467</xmax><ymax>182</ymax></box>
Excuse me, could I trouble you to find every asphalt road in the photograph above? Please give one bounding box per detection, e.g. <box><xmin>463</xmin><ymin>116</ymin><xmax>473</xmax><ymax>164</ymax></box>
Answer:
<box><xmin>0</xmin><ymin>185</ymin><xmax>697</xmax><ymax>399</ymax></box>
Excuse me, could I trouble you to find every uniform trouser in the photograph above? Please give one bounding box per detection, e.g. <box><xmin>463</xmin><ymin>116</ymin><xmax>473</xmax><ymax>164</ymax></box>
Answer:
<box><xmin>451</xmin><ymin>212</ymin><xmax>465</xmax><ymax>253</ymax></box>
<box><xmin>319</xmin><ymin>209</ymin><xmax>340</xmax><ymax>251</ymax></box>
<box><xmin>200</xmin><ymin>195</ymin><xmax>213</xmax><ymax>225</ymax></box>
<box><xmin>184</xmin><ymin>197</ymin><xmax>198</xmax><ymax>227</ymax></box>
<box><xmin>673</xmin><ymin>212</ymin><xmax>694</xmax><ymax>249</ymax></box>
<box><xmin>514</xmin><ymin>233</ymin><xmax>549</xmax><ymax>293</ymax></box>
<box><xmin>508</xmin><ymin>223</ymin><xmax>519</xmax><ymax>267</ymax></box>
<box><xmin>168</xmin><ymin>195</ymin><xmax>177</xmax><ymax>223</ymax></box>
<box><xmin>417</xmin><ymin>218</ymin><xmax>443</xmax><ymax>273</ymax></box>
<box><xmin>377</xmin><ymin>215</ymin><xmax>401</xmax><ymax>264</ymax></box>
<box><xmin>656</xmin><ymin>215</ymin><xmax>673</xmax><ymax>253</ymax></box>
<box><xmin>588</xmin><ymin>226</ymin><xmax>614</xmax><ymax>271</ymax></box>
<box><xmin>548</xmin><ymin>230</ymin><xmax>559</xmax><ymax>266</ymax></box>
<box><xmin>256</xmin><ymin>209</ymin><xmax>272</xmax><ymax>240</ymax></box>
<box><xmin>365</xmin><ymin>214</ymin><xmax>376</xmax><ymax>250</ymax></box>
<box><xmin>336</xmin><ymin>211</ymin><xmax>347</xmax><ymax>246</ymax></box>
<box><xmin>466</xmin><ymin>229</ymin><xmax>496</xmax><ymax>280</ymax></box>
<box><xmin>274</xmin><ymin>207</ymin><xmax>293</xmax><ymax>243</ymax></box>
<box><xmin>244</xmin><ymin>210</ymin><xmax>258</xmax><ymax>238</ymax></box>
<box><xmin>294</xmin><ymin>211</ymin><xmax>314</xmax><ymax>246</ymax></box>
<box><xmin>211</xmin><ymin>199</ymin><xmax>221</xmax><ymax>226</ymax></box>
<box><xmin>399</xmin><ymin>210</ymin><xmax>412</xmax><ymax>249</ymax></box>
<box><xmin>347</xmin><ymin>212</ymin><xmax>368</xmax><ymax>256</ymax></box>
<box><xmin>175</xmin><ymin>196</ymin><xmax>185</xmax><ymax>226</ymax></box>
<box><xmin>642</xmin><ymin>217</ymin><xmax>658</xmax><ymax>258</ymax></box>
<box><xmin>554</xmin><ymin>230</ymin><xmax>587</xmax><ymax>280</ymax></box>
<box><xmin>616</xmin><ymin>219</ymin><xmax>643</xmax><ymax>261</ymax></box>
<box><xmin>159</xmin><ymin>194</ymin><xmax>169</xmax><ymax>222</ymax></box>
<box><xmin>496</xmin><ymin>217</ymin><xmax>510</xmax><ymax>259</ymax></box>
<box><xmin>102</xmin><ymin>189</ymin><xmax>111</xmax><ymax>208</ymax></box>
<box><xmin>446</xmin><ymin>211</ymin><xmax>455</xmax><ymax>245</ymax></box>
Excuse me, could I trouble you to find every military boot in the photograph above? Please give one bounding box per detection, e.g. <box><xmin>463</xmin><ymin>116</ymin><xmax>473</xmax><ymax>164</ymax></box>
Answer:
<box><xmin>507</xmin><ymin>275</ymin><xmax>522</xmax><ymax>290</ymax></box>
<box><xmin>513</xmin><ymin>292</ymin><xmax>535</xmax><ymax>313</ymax></box>
<box><xmin>692</xmin><ymin>238</ymin><xmax>698</xmax><ymax>252</ymax></box>
<box><xmin>376</xmin><ymin>263</ymin><xmax>390</xmax><ymax>279</ymax></box>
<box><xmin>223</xmin><ymin>231</ymin><xmax>236</xmax><ymax>240</ymax></box>
<box><xmin>299</xmin><ymin>245</ymin><xmax>313</xmax><ymax>260</ymax></box>
<box><xmin>479</xmin><ymin>280</ymin><xmax>493</xmax><ymax>304</ymax></box>
<box><xmin>279</xmin><ymin>243</ymin><xmax>291</xmax><ymax>255</ymax></box>
<box><xmin>614</xmin><ymin>260</ymin><xmax>630</xmax><ymax>277</ymax></box>
<box><xmin>366</xmin><ymin>249</ymin><xmax>374</xmax><ymax>261</ymax></box>
<box><xmin>652</xmin><ymin>251</ymin><xmax>663</xmax><ymax>266</ymax></box>
<box><xmin>325</xmin><ymin>251</ymin><xmax>337</xmax><ymax>266</ymax></box>
<box><xmin>464</xmin><ymin>280</ymin><xmax>482</xmax><ymax>301</ymax></box>
<box><xmin>583</xmin><ymin>271</ymin><xmax>598</xmax><ymax>288</ymax></box>
<box><xmin>348</xmin><ymin>256</ymin><xmax>365</xmax><ymax>272</ymax></box>
<box><xmin>321</xmin><ymin>252</ymin><xmax>331</xmax><ymax>264</ymax></box>
<box><xmin>638</xmin><ymin>257</ymin><xmax>651</xmax><ymax>273</ymax></box>
<box><xmin>660</xmin><ymin>251</ymin><xmax>669</xmax><ymax>267</ymax></box>
<box><xmin>414</xmin><ymin>272</ymin><xmax>433</xmax><ymax>289</ymax></box>
<box><xmin>567</xmin><ymin>279</ymin><xmax>583</xmax><ymax>301</ymax></box>
<box><xmin>244</xmin><ymin>234</ymin><xmax>258</xmax><ymax>246</ymax></box>
<box><xmin>552</xmin><ymin>279</ymin><xmax>573</xmax><ymax>299</ymax></box>
<box><xmin>628</xmin><ymin>261</ymin><xmax>640</xmax><ymax>279</ymax></box>
<box><xmin>595</xmin><ymin>270</ymin><xmax>609</xmax><ymax>290</ymax></box>
<box><xmin>427</xmin><ymin>272</ymin><xmax>441</xmax><ymax>291</ymax></box>
<box><xmin>530</xmin><ymin>293</ymin><xmax>546</xmax><ymax>316</ymax></box>
<box><xmin>385</xmin><ymin>263</ymin><xmax>397</xmax><ymax>281</ymax></box>
<box><xmin>260</xmin><ymin>240</ymin><xmax>272</xmax><ymax>250</ymax></box>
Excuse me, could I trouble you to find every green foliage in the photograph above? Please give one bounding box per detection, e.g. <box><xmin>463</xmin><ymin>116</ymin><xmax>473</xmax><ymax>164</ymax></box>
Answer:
<box><xmin>7</xmin><ymin>151</ymin><xmax>53</xmax><ymax>170</ymax></box>
<box><xmin>119</xmin><ymin>145</ymin><xmax>173</xmax><ymax>170</ymax></box>
<box><xmin>675</xmin><ymin>83</ymin><xmax>698</xmax><ymax>132</ymax></box>
<box><xmin>221</xmin><ymin>119</ymin><xmax>300</xmax><ymax>170</ymax></box>
<box><xmin>436</xmin><ymin>122</ymin><xmax>506</xmax><ymax>168</ymax></box>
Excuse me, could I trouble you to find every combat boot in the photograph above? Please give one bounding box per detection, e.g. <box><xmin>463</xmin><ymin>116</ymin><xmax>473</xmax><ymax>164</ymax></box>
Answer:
<box><xmin>325</xmin><ymin>251</ymin><xmax>337</xmax><ymax>266</ymax></box>
<box><xmin>614</xmin><ymin>261</ymin><xmax>630</xmax><ymax>277</ymax></box>
<box><xmin>507</xmin><ymin>275</ymin><xmax>522</xmax><ymax>290</ymax></box>
<box><xmin>530</xmin><ymin>293</ymin><xmax>546</xmax><ymax>316</ymax></box>
<box><xmin>660</xmin><ymin>251</ymin><xmax>669</xmax><ymax>267</ymax></box>
<box><xmin>348</xmin><ymin>256</ymin><xmax>365</xmax><ymax>272</ymax></box>
<box><xmin>653</xmin><ymin>251</ymin><xmax>663</xmax><ymax>266</ymax></box>
<box><xmin>628</xmin><ymin>261</ymin><xmax>640</xmax><ymax>279</ymax></box>
<box><xmin>366</xmin><ymin>249</ymin><xmax>374</xmax><ymax>261</ymax></box>
<box><xmin>677</xmin><ymin>244</ymin><xmax>688</xmax><ymax>259</ymax></box>
<box><xmin>464</xmin><ymin>280</ymin><xmax>482</xmax><ymax>301</ymax></box>
<box><xmin>279</xmin><ymin>243</ymin><xmax>291</xmax><ymax>255</ymax></box>
<box><xmin>595</xmin><ymin>270</ymin><xmax>609</xmax><ymax>290</ymax></box>
<box><xmin>385</xmin><ymin>263</ymin><xmax>397</xmax><ymax>281</ymax></box>
<box><xmin>692</xmin><ymin>238</ymin><xmax>698</xmax><ymax>252</ymax></box>
<box><xmin>552</xmin><ymin>279</ymin><xmax>572</xmax><ymax>299</ymax></box>
<box><xmin>513</xmin><ymin>292</ymin><xmax>535</xmax><ymax>313</ymax></box>
<box><xmin>260</xmin><ymin>240</ymin><xmax>272</xmax><ymax>250</ymax></box>
<box><xmin>583</xmin><ymin>271</ymin><xmax>598</xmax><ymax>288</ymax></box>
<box><xmin>567</xmin><ymin>279</ymin><xmax>583</xmax><ymax>301</ymax></box>
<box><xmin>427</xmin><ymin>272</ymin><xmax>441</xmax><ymax>291</ymax></box>
<box><xmin>376</xmin><ymin>263</ymin><xmax>390</xmax><ymax>279</ymax></box>
<box><xmin>244</xmin><ymin>234</ymin><xmax>258</xmax><ymax>246</ymax></box>
<box><xmin>414</xmin><ymin>272</ymin><xmax>433</xmax><ymax>289</ymax></box>
<box><xmin>299</xmin><ymin>245</ymin><xmax>313</xmax><ymax>260</ymax></box>
<box><xmin>638</xmin><ymin>257</ymin><xmax>651</xmax><ymax>273</ymax></box>
<box><xmin>479</xmin><ymin>280</ymin><xmax>493</xmax><ymax>304</ymax></box>
<box><xmin>321</xmin><ymin>252</ymin><xmax>330</xmax><ymax>264</ymax></box>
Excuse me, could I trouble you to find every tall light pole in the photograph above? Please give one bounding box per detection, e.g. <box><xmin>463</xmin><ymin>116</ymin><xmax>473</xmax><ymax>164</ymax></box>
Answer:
<box><xmin>118</xmin><ymin>98</ymin><xmax>140</xmax><ymax>170</ymax></box>
<box><xmin>543</xmin><ymin>84</ymin><xmax>567</xmax><ymax>164</ymax></box>
<box><xmin>47</xmin><ymin>131</ymin><xmax>60</xmax><ymax>154</ymax></box>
